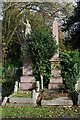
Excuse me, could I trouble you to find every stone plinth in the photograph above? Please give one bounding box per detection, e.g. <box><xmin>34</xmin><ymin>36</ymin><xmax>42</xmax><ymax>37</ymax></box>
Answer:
<box><xmin>19</xmin><ymin>82</ymin><xmax>36</xmax><ymax>90</ymax></box>
<box><xmin>20</xmin><ymin>76</ymin><xmax>35</xmax><ymax>83</ymax></box>
<box><xmin>48</xmin><ymin>83</ymin><xmax>62</xmax><ymax>90</ymax></box>
<box><xmin>48</xmin><ymin>53</ymin><xmax>62</xmax><ymax>90</ymax></box>
<box><xmin>50</xmin><ymin>77</ymin><xmax>62</xmax><ymax>84</ymax></box>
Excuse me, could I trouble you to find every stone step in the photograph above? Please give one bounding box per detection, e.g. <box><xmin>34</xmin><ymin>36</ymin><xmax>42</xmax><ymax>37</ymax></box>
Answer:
<box><xmin>20</xmin><ymin>75</ymin><xmax>35</xmax><ymax>83</ymax></box>
<box><xmin>19</xmin><ymin>82</ymin><xmax>36</xmax><ymax>90</ymax></box>
<box><xmin>6</xmin><ymin>103</ymin><xmax>36</xmax><ymax>107</ymax></box>
<box><xmin>42</xmin><ymin>97</ymin><xmax>73</xmax><ymax>106</ymax></box>
<box><xmin>50</xmin><ymin>77</ymin><xmax>62</xmax><ymax>84</ymax></box>
<box><xmin>9</xmin><ymin>97</ymin><xmax>33</xmax><ymax>104</ymax></box>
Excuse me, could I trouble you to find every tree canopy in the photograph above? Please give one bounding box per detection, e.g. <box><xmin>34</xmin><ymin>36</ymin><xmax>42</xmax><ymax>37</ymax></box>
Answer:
<box><xmin>2</xmin><ymin>2</ymin><xmax>73</xmax><ymax>52</ymax></box>
<box><xmin>2</xmin><ymin>2</ymin><xmax>74</xmax><ymax>84</ymax></box>
<box><xmin>63</xmin><ymin>1</ymin><xmax>80</xmax><ymax>50</ymax></box>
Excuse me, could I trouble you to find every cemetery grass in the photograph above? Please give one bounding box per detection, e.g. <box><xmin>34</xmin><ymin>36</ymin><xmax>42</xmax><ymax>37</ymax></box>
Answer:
<box><xmin>12</xmin><ymin>91</ymin><xmax>32</xmax><ymax>98</ymax></box>
<box><xmin>0</xmin><ymin>106</ymin><xmax>80</xmax><ymax>118</ymax></box>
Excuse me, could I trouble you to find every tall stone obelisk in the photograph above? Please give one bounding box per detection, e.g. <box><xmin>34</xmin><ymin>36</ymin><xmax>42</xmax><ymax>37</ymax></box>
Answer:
<box><xmin>53</xmin><ymin>20</ymin><xmax>58</xmax><ymax>45</ymax></box>
<box><xmin>48</xmin><ymin>20</ymin><xmax>62</xmax><ymax>90</ymax></box>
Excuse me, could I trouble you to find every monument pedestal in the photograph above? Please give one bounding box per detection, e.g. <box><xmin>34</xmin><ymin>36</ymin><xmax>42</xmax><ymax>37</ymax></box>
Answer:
<box><xmin>48</xmin><ymin>53</ymin><xmax>62</xmax><ymax>90</ymax></box>
<box><xmin>19</xmin><ymin>57</ymin><xmax>36</xmax><ymax>91</ymax></box>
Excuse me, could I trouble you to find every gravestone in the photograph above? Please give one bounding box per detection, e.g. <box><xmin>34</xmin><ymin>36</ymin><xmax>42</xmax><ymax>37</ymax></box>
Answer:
<box><xmin>48</xmin><ymin>20</ymin><xmax>62</xmax><ymax>90</ymax></box>
<box><xmin>19</xmin><ymin>57</ymin><xmax>36</xmax><ymax>90</ymax></box>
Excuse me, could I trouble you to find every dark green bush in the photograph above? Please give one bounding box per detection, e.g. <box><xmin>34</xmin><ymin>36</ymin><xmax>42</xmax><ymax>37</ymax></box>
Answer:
<box><xmin>60</xmin><ymin>50</ymin><xmax>80</xmax><ymax>93</ymax></box>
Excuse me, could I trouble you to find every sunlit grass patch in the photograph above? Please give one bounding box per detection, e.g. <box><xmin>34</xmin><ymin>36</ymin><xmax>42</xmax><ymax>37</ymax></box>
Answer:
<box><xmin>1</xmin><ymin>106</ymin><xmax>80</xmax><ymax>118</ymax></box>
<box><xmin>12</xmin><ymin>91</ymin><xmax>32</xmax><ymax>98</ymax></box>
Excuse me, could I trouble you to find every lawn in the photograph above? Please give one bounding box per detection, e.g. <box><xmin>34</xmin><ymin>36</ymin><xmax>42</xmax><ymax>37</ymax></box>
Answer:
<box><xmin>0</xmin><ymin>106</ymin><xmax>80</xmax><ymax>118</ymax></box>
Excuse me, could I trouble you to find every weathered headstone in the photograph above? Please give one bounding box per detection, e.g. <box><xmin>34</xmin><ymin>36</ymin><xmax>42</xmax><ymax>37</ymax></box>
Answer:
<box><xmin>48</xmin><ymin>20</ymin><xmax>62</xmax><ymax>90</ymax></box>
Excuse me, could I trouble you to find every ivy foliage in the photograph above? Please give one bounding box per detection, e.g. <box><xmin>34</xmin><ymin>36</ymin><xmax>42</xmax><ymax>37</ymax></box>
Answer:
<box><xmin>60</xmin><ymin>50</ymin><xmax>80</xmax><ymax>93</ymax></box>
<box><xmin>22</xmin><ymin>26</ymin><xmax>57</xmax><ymax>87</ymax></box>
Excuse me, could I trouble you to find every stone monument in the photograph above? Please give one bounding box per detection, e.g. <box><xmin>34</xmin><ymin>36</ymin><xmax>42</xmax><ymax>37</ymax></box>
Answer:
<box><xmin>19</xmin><ymin>19</ymin><xmax>36</xmax><ymax>91</ymax></box>
<box><xmin>48</xmin><ymin>20</ymin><xmax>62</xmax><ymax>90</ymax></box>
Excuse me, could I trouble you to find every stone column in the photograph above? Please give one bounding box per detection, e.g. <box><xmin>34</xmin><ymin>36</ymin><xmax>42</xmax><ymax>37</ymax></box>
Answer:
<box><xmin>53</xmin><ymin>20</ymin><xmax>58</xmax><ymax>45</ymax></box>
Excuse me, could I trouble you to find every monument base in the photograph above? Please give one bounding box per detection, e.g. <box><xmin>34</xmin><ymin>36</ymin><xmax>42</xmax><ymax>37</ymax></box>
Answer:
<box><xmin>48</xmin><ymin>83</ymin><xmax>62</xmax><ymax>90</ymax></box>
<box><xmin>48</xmin><ymin>53</ymin><xmax>63</xmax><ymax>90</ymax></box>
<box><xmin>48</xmin><ymin>77</ymin><xmax>62</xmax><ymax>90</ymax></box>
<box><xmin>19</xmin><ymin>75</ymin><xmax>36</xmax><ymax>91</ymax></box>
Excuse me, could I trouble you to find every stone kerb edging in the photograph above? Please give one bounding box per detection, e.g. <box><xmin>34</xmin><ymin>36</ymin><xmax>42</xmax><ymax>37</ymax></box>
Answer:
<box><xmin>1</xmin><ymin>97</ymin><xmax>9</xmax><ymax>106</ymax></box>
<box><xmin>1</xmin><ymin>93</ymin><xmax>15</xmax><ymax>106</ymax></box>
<box><xmin>1</xmin><ymin>93</ymin><xmax>17</xmax><ymax>106</ymax></box>
<box><xmin>8</xmin><ymin>93</ymin><xmax>33</xmax><ymax>104</ymax></box>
